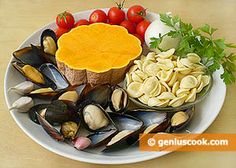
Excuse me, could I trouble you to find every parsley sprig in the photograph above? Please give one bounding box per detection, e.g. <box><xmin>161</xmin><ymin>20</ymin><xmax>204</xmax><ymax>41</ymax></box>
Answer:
<box><xmin>150</xmin><ymin>13</ymin><xmax>236</xmax><ymax>85</ymax></box>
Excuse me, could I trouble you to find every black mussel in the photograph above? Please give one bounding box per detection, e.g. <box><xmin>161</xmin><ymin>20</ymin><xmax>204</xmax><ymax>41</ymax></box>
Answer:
<box><xmin>87</xmin><ymin>128</ymin><xmax>118</xmax><ymax>147</ymax></box>
<box><xmin>127</xmin><ymin>109</ymin><xmax>170</xmax><ymax>134</ymax></box>
<box><xmin>103</xmin><ymin>113</ymin><xmax>143</xmax><ymax>152</ymax></box>
<box><xmin>13</xmin><ymin>45</ymin><xmax>46</xmax><ymax>67</ymax></box>
<box><xmin>36</xmin><ymin>112</ymin><xmax>64</xmax><ymax>141</ymax></box>
<box><xmin>109</xmin><ymin>86</ymin><xmax>128</xmax><ymax>113</ymax></box>
<box><xmin>44</xmin><ymin>100</ymin><xmax>79</xmax><ymax>125</ymax></box>
<box><xmin>28</xmin><ymin>87</ymin><xmax>58</xmax><ymax>99</ymax></box>
<box><xmin>28</xmin><ymin>103</ymin><xmax>49</xmax><ymax>124</ymax></box>
<box><xmin>79</xmin><ymin>102</ymin><xmax>118</xmax><ymax>147</ymax></box>
<box><xmin>40</xmin><ymin>29</ymin><xmax>57</xmax><ymax>56</ymax></box>
<box><xmin>169</xmin><ymin>107</ymin><xmax>194</xmax><ymax>132</ymax></box>
<box><xmin>29</xmin><ymin>100</ymin><xmax>79</xmax><ymax>126</ymax></box>
<box><xmin>39</xmin><ymin>63</ymin><xmax>69</xmax><ymax>91</ymax></box>
<box><xmin>60</xmin><ymin>121</ymin><xmax>79</xmax><ymax>139</ymax></box>
<box><xmin>80</xmin><ymin>84</ymin><xmax>112</xmax><ymax>109</ymax></box>
<box><xmin>12</xmin><ymin>61</ymin><xmax>57</xmax><ymax>90</ymax></box>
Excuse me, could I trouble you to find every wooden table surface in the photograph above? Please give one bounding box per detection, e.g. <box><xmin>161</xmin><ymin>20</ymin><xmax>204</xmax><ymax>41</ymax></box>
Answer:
<box><xmin>0</xmin><ymin>0</ymin><xmax>236</xmax><ymax>167</ymax></box>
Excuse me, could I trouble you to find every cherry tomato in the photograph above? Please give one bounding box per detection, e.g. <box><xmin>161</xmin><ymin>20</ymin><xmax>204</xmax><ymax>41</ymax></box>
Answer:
<box><xmin>127</xmin><ymin>5</ymin><xmax>146</xmax><ymax>24</ymax></box>
<box><xmin>133</xmin><ymin>33</ymin><xmax>144</xmax><ymax>44</ymax></box>
<box><xmin>89</xmin><ymin>10</ymin><xmax>107</xmax><ymax>23</ymax></box>
<box><xmin>108</xmin><ymin>7</ymin><xmax>125</xmax><ymax>24</ymax></box>
<box><xmin>74</xmin><ymin>19</ymin><xmax>90</xmax><ymax>27</ymax></box>
<box><xmin>55</xmin><ymin>27</ymin><xmax>70</xmax><ymax>39</ymax></box>
<box><xmin>136</xmin><ymin>20</ymin><xmax>150</xmax><ymax>38</ymax></box>
<box><xmin>56</xmin><ymin>11</ymin><xmax>75</xmax><ymax>29</ymax></box>
<box><xmin>120</xmin><ymin>20</ymin><xmax>136</xmax><ymax>34</ymax></box>
<box><xmin>107</xmin><ymin>21</ymin><xmax>116</xmax><ymax>25</ymax></box>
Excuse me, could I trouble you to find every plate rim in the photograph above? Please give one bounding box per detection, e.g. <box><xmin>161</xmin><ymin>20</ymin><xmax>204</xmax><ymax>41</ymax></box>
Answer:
<box><xmin>3</xmin><ymin>9</ymin><xmax>227</xmax><ymax>164</ymax></box>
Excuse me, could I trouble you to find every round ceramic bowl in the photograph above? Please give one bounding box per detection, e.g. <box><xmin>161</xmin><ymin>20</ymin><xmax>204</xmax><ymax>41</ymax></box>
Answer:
<box><xmin>125</xmin><ymin>75</ymin><xmax>213</xmax><ymax>112</ymax></box>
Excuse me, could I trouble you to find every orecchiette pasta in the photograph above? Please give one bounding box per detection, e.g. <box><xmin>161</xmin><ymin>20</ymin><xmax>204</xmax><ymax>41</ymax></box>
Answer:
<box><xmin>125</xmin><ymin>48</ymin><xmax>210</xmax><ymax>107</ymax></box>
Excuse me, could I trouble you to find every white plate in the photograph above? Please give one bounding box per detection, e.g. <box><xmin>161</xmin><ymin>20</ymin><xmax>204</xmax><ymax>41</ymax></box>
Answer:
<box><xmin>4</xmin><ymin>9</ymin><xmax>226</xmax><ymax>164</ymax></box>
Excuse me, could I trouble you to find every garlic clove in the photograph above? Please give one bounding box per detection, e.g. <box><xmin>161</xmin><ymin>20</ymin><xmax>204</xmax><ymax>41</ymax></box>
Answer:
<box><xmin>9</xmin><ymin>96</ymin><xmax>34</xmax><ymax>112</ymax></box>
<box><xmin>157</xmin><ymin>48</ymin><xmax>175</xmax><ymax>59</ymax></box>
<box><xmin>8</xmin><ymin>81</ymin><xmax>34</xmax><ymax>95</ymax></box>
<box><xmin>73</xmin><ymin>137</ymin><xmax>91</xmax><ymax>150</ymax></box>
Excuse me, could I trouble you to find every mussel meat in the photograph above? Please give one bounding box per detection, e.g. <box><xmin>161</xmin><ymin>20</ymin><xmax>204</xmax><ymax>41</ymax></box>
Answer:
<box><xmin>82</xmin><ymin>104</ymin><xmax>110</xmax><ymax>131</ymax></box>
<box><xmin>60</xmin><ymin>121</ymin><xmax>79</xmax><ymax>139</ymax></box>
<box><xmin>109</xmin><ymin>86</ymin><xmax>128</xmax><ymax>113</ymax></box>
<box><xmin>29</xmin><ymin>87</ymin><xmax>58</xmax><ymax>98</ymax></box>
<box><xmin>58</xmin><ymin>90</ymin><xmax>79</xmax><ymax>103</ymax></box>
<box><xmin>40</xmin><ymin>29</ymin><xmax>57</xmax><ymax>56</ymax></box>
<box><xmin>12</xmin><ymin>61</ymin><xmax>56</xmax><ymax>90</ymax></box>
<box><xmin>169</xmin><ymin>107</ymin><xmax>194</xmax><ymax>132</ymax></box>
<box><xmin>79</xmin><ymin>102</ymin><xmax>118</xmax><ymax>147</ymax></box>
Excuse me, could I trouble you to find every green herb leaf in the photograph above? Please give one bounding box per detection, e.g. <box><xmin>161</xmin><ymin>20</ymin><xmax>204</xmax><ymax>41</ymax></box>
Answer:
<box><xmin>149</xmin><ymin>13</ymin><xmax>236</xmax><ymax>85</ymax></box>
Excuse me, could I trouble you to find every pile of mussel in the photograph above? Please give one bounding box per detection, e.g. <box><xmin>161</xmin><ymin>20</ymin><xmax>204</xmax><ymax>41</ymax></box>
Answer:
<box><xmin>9</xmin><ymin>29</ymin><xmax>195</xmax><ymax>152</ymax></box>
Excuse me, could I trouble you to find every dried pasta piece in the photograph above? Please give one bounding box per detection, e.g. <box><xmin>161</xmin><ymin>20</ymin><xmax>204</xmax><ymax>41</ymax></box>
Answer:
<box><xmin>185</xmin><ymin>88</ymin><xmax>197</xmax><ymax>103</ymax></box>
<box><xmin>138</xmin><ymin>94</ymin><xmax>150</xmax><ymax>105</ymax></box>
<box><xmin>156</xmin><ymin>69</ymin><xmax>173</xmax><ymax>82</ymax></box>
<box><xmin>128</xmin><ymin>65</ymin><xmax>138</xmax><ymax>74</ymax></box>
<box><xmin>169</xmin><ymin>94</ymin><xmax>188</xmax><ymax>107</ymax></box>
<box><xmin>146</xmin><ymin>52</ymin><xmax>156</xmax><ymax>61</ymax></box>
<box><xmin>144</xmin><ymin>62</ymin><xmax>160</xmax><ymax>76</ymax></box>
<box><xmin>157</xmin><ymin>48</ymin><xmax>175</xmax><ymax>59</ymax></box>
<box><xmin>131</xmin><ymin>72</ymin><xmax>143</xmax><ymax>83</ymax></box>
<box><xmin>148</xmin><ymin>97</ymin><xmax>169</xmax><ymax>107</ymax></box>
<box><xmin>168</xmin><ymin>71</ymin><xmax>178</xmax><ymax>87</ymax></box>
<box><xmin>141</xmin><ymin>77</ymin><xmax>161</xmax><ymax>97</ymax></box>
<box><xmin>180</xmin><ymin>75</ymin><xmax>198</xmax><ymax>89</ymax></box>
<box><xmin>127</xmin><ymin>82</ymin><xmax>143</xmax><ymax>98</ymax></box>
<box><xmin>176</xmin><ymin>88</ymin><xmax>190</xmax><ymax>97</ymax></box>
<box><xmin>172</xmin><ymin>81</ymin><xmax>180</xmax><ymax>95</ymax></box>
<box><xmin>125</xmin><ymin>73</ymin><xmax>133</xmax><ymax>86</ymax></box>
<box><xmin>156</xmin><ymin>92</ymin><xmax>176</xmax><ymax>100</ymax></box>
<box><xmin>156</xmin><ymin>58</ymin><xmax>174</xmax><ymax>70</ymax></box>
<box><xmin>187</xmin><ymin>53</ymin><xmax>201</xmax><ymax>63</ymax></box>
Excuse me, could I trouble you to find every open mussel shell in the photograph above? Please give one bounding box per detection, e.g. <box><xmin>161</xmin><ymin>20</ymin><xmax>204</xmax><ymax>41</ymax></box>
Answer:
<box><xmin>39</xmin><ymin>63</ymin><xmax>69</xmax><ymax>91</ymax></box>
<box><xmin>40</xmin><ymin>29</ymin><xmax>57</xmax><ymax>55</ymax></box>
<box><xmin>80</xmin><ymin>84</ymin><xmax>112</xmax><ymax>109</ymax></box>
<box><xmin>103</xmin><ymin>113</ymin><xmax>143</xmax><ymax>152</ymax></box>
<box><xmin>169</xmin><ymin>106</ymin><xmax>194</xmax><ymax>133</ymax></box>
<box><xmin>29</xmin><ymin>100</ymin><xmax>79</xmax><ymax>126</ymax></box>
<box><xmin>109</xmin><ymin>86</ymin><xmax>129</xmax><ymax>113</ymax></box>
<box><xmin>28</xmin><ymin>103</ymin><xmax>49</xmax><ymax>124</ymax></box>
<box><xmin>12</xmin><ymin>61</ymin><xmax>57</xmax><ymax>90</ymax></box>
<box><xmin>80</xmin><ymin>102</ymin><xmax>115</xmax><ymax>132</ymax></box>
<box><xmin>36</xmin><ymin>112</ymin><xmax>64</xmax><ymax>141</ymax></box>
<box><xmin>87</xmin><ymin>126</ymin><xmax>118</xmax><ymax>147</ymax></box>
<box><xmin>28</xmin><ymin>87</ymin><xmax>58</xmax><ymax>99</ymax></box>
<box><xmin>126</xmin><ymin>109</ymin><xmax>170</xmax><ymax>134</ymax></box>
<box><xmin>13</xmin><ymin>44</ymin><xmax>46</xmax><ymax>67</ymax></box>
<box><xmin>79</xmin><ymin>103</ymin><xmax>118</xmax><ymax>147</ymax></box>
